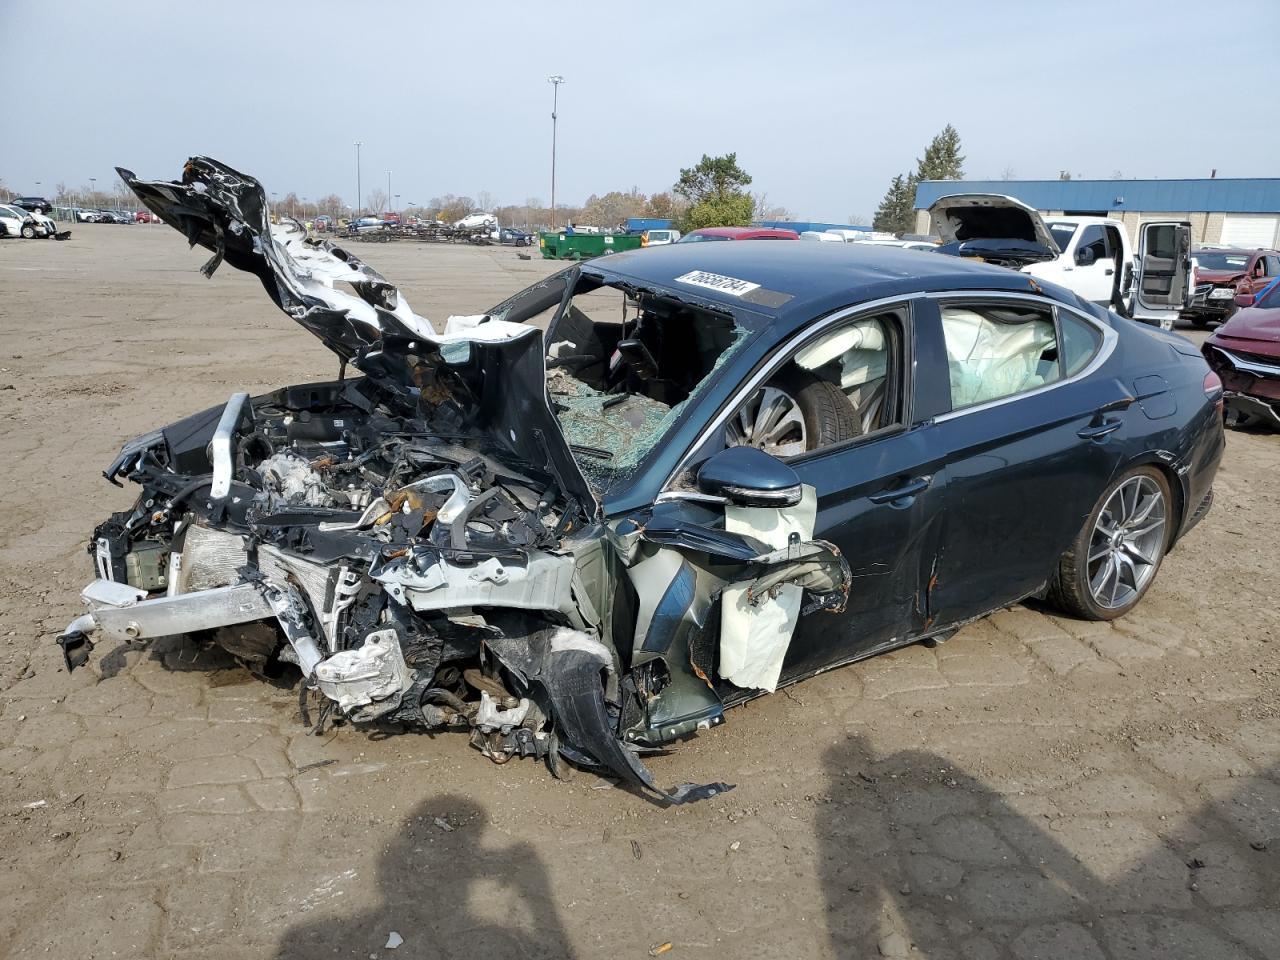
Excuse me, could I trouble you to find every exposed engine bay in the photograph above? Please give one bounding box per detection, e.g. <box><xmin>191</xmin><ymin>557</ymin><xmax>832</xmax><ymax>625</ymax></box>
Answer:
<box><xmin>57</xmin><ymin>157</ymin><xmax>852</xmax><ymax>805</ymax></box>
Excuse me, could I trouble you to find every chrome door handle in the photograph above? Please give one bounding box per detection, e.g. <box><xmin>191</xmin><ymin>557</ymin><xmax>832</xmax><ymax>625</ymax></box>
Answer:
<box><xmin>1078</xmin><ymin>418</ymin><xmax>1122</xmax><ymax>440</ymax></box>
<box><xmin>868</xmin><ymin>475</ymin><xmax>932</xmax><ymax>504</ymax></box>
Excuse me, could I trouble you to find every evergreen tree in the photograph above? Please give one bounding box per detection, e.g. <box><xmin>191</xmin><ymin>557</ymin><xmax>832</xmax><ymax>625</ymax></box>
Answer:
<box><xmin>873</xmin><ymin>173</ymin><xmax>917</xmax><ymax>235</ymax></box>
<box><xmin>915</xmin><ymin>124</ymin><xmax>965</xmax><ymax>181</ymax></box>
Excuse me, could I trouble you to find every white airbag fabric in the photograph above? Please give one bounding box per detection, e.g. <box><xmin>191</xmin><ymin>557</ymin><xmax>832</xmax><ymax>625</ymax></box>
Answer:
<box><xmin>718</xmin><ymin>485</ymin><xmax>817</xmax><ymax>692</ymax></box>
<box><xmin>942</xmin><ymin>308</ymin><xmax>1057</xmax><ymax>407</ymax></box>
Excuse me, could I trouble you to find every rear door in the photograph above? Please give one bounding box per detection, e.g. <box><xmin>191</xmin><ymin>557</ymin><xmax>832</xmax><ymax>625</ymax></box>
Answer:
<box><xmin>1132</xmin><ymin>220</ymin><xmax>1193</xmax><ymax>327</ymax></box>
<box><xmin>917</xmin><ymin>293</ymin><xmax>1129</xmax><ymax>624</ymax></box>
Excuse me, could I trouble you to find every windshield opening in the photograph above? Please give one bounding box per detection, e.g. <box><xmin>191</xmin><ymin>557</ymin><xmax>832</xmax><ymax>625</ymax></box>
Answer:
<box><xmin>542</xmin><ymin>276</ymin><xmax>752</xmax><ymax>494</ymax></box>
<box><xmin>1048</xmin><ymin>222</ymin><xmax>1077</xmax><ymax>252</ymax></box>
<box><xmin>1194</xmin><ymin>251</ymin><xmax>1252</xmax><ymax>272</ymax></box>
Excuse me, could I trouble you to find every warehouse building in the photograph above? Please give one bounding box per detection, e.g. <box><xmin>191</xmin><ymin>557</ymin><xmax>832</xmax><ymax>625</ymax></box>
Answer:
<box><xmin>912</xmin><ymin>178</ymin><xmax>1280</xmax><ymax>248</ymax></box>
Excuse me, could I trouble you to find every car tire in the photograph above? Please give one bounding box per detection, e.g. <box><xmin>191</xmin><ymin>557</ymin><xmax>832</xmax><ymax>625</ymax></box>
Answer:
<box><xmin>1190</xmin><ymin>317</ymin><xmax>1210</xmax><ymax>329</ymax></box>
<box><xmin>1047</xmin><ymin>465</ymin><xmax>1173</xmax><ymax>621</ymax></box>
<box><xmin>773</xmin><ymin>368</ymin><xmax>861</xmax><ymax>451</ymax></box>
<box><xmin>20</xmin><ymin>224</ymin><xmax>35</xmax><ymax>239</ymax></box>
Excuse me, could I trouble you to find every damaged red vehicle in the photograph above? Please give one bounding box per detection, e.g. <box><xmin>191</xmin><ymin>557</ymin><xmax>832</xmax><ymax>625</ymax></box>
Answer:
<box><xmin>1184</xmin><ymin>248</ymin><xmax>1280</xmax><ymax>328</ymax></box>
<box><xmin>1202</xmin><ymin>279</ymin><xmax>1280</xmax><ymax>427</ymax></box>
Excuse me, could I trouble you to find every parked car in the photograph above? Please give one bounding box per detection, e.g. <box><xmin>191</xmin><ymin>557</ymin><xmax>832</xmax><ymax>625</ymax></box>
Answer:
<box><xmin>12</xmin><ymin>196</ymin><xmax>53</xmax><ymax>214</ymax></box>
<box><xmin>1183</xmin><ymin>248</ymin><xmax>1280</xmax><ymax>328</ymax></box>
<box><xmin>1201</xmin><ymin>277</ymin><xmax>1280</xmax><ymax>427</ymax></box>
<box><xmin>347</xmin><ymin>216</ymin><xmax>390</xmax><ymax>235</ymax></box>
<box><xmin>499</xmin><ymin>227</ymin><xmax>532</xmax><ymax>246</ymax></box>
<box><xmin>75</xmin><ymin>208</ymin><xmax>103</xmax><ymax>223</ymax></box>
<box><xmin>24</xmin><ymin>207</ymin><xmax>63</xmax><ymax>238</ymax></box>
<box><xmin>927</xmin><ymin>194</ymin><xmax>1193</xmax><ymax>330</ymax></box>
<box><xmin>312</xmin><ymin>215</ymin><xmax>332</xmax><ymax>232</ymax></box>
<box><xmin>800</xmin><ymin>230</ymin><xmax>846</xmax><ymax>242</ymax></box>
<box><xmin>678</xmin><ymin>226</ymin><xmax>800</xmax><ymax>242</ymax></box>
<box><xmin>0</xmin><ymin>204</ymin><xmax>42</xmax><ymax>238</ymax></box>
<box><xmin>135</xmin><ymin>210</ymin><xmax>158</xmax><ymax>223</ymax></box>
<box><xmin>642</xmin><ymin>228</ymin><xmax>681</xmax><ymax>246</ymax></box>
<box><xmin>61</xmin><ymin>157</ymin><xmax>1223</xmax><ymax>804</ymax></box>
<box><xmin>455</xmin><ymin>212</ymin><xmax>497</xmax><ymax>230</ymax></box>
<box><xmin>100</xmin><ymin>210</ymin><xmax>133</xmax><ymax>224</ymax></box>
<box><xmin>852</xmin><ymin>238</ymin><xmax>939</xmax><ymax>252</ymax></box>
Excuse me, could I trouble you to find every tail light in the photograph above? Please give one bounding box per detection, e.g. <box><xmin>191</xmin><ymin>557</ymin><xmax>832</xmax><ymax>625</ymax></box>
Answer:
<box><xmin>1204</xmin><ymin>371</ymin><xmax>1224</xmax><ymax>413</ymax></box>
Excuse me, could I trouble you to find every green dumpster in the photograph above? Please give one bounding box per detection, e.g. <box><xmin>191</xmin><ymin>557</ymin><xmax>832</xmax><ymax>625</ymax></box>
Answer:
<box><xmin>539</xmin><ymin>231</ymin><xmax>644</xmax><ymax>260</ymax></box>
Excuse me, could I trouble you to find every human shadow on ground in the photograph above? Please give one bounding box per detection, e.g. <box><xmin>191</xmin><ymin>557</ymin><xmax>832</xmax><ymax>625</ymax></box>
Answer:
<box><xmin>818</xmin><ymin>735</ymin><xmax>1278</xmax><ymax>959</ymax></box>
<box><xmin>273</xmin><ymin>794</ymin><xmax>577</xmax><ymax>960</ymax></box>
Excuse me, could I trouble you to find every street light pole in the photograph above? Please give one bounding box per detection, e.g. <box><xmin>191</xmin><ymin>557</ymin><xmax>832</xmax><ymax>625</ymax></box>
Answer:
<box><xmin>354</xmin><ymin>141</ymin><xmax>363</xmax><ymax>215</ymax></box>
<box><xmin>547</xmin><ymin>75</ymin><xmax>564</xmax><ymax>215</ymax></box>
<box><xmin>387</xmin><ymin>171</ymin><xmax>391</xmax><ymax>214</ymax></box>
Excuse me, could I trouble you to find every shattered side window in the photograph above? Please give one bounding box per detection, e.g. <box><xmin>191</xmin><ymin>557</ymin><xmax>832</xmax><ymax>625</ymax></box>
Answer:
<box><xmin>544</xmin><ymin>280</ymin><xmax>753</xmax><ymax>495</ymax></box>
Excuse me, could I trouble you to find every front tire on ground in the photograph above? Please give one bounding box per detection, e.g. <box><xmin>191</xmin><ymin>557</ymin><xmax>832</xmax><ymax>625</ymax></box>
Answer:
<box><xmin>1047</xmin><ymin>465</ymin><xmax>1172</xmax><ymax>620</ymax></box>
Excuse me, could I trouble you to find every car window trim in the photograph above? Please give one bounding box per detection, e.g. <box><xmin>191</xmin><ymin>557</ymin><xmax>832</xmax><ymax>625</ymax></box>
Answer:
<box><xmin>926</xmin><ymin>291</ymin><xmax>1117</xmax><ymax>423</ymax></box>
<box><xmin>658</xmin><ymin>294</ymin><xmax>917</xmax><ymax>495</ymax></box>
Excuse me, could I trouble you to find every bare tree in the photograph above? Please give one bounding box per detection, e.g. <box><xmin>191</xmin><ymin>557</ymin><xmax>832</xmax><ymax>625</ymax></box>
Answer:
<box><xmin>752</xmin><ymin>192</ymin><xmax>792</xmax><ymax>221</ymax></box>
<box><xmin>367</xmin><ymin>188</ymin><xmax>388</xmax><ymax>213</ymax></box>
<box><xmin>476</xmin><ymin>190</ymin><xmax>494</xmax><ymax>213</ymax></box>
<box><xmin>847</xmin><ymin>213</ymin><xmax>869</xmax><ymax>227</ymax></box>
<box><xmin>1001</xmin><ymin>165</ymin><xmax>1017</xmax><ymax>181</ymax></box>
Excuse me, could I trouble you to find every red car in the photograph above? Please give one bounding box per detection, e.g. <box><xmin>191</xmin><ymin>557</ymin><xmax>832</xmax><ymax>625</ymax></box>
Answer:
<box><xmin>678</xmin><ymin>226</ymin><xmax>799</xmax><ymax>242</ymax></box>
<box><xmin>135</xmin><ymin>211</ymin><xmax>155</xmax><ymax>223</ymax></box>
<box><xmin>1201</xmin><ymin>279</ymin><xmax>1280</xmax><ymax>427</ymax></box>
<box><xmin>1184</xmin><ymin>247</ymin><xmax>1280</xmax><ymax>328</ymax></box>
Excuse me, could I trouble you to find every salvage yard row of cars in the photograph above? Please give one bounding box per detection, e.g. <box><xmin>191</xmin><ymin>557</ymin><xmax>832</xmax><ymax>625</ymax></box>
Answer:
<box><xmin>55</xmin><ymin>157</ymin><xmax>1225</xmax><ymax>804</ymax></box>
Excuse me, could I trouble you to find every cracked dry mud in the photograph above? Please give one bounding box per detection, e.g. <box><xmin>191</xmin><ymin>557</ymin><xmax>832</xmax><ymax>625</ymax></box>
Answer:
<box><xmin>1</xmin><ymin>229</ymin><xmax>1276</xmax><ymax>959</ymax></box>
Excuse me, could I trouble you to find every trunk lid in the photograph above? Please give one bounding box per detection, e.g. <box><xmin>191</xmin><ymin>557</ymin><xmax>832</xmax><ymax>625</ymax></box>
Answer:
<box><xmin>928</xmin><ymin>193</ymin><xmax>1061</xmax><ymax>267</ymax></box>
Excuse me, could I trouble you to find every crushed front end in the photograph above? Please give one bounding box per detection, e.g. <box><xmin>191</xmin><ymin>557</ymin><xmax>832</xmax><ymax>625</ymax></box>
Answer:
<box><xmin>57</xmin><ymin>157</ymin><xmax>852</xmax><ymax>804</ymax></box>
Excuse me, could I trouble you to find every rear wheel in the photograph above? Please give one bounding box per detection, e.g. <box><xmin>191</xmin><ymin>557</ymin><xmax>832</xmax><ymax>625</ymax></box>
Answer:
<box><xmin>1048</xmin><ymin>466</ymin><xmax>1172</xmax><ymax>620</ymax></box>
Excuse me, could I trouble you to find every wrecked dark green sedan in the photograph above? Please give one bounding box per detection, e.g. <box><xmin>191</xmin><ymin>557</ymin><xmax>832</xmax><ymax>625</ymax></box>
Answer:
<box><xmin>58</xmin><ymin>158</ymin><xmax>1222</xmax><ymax>803</ymax></box>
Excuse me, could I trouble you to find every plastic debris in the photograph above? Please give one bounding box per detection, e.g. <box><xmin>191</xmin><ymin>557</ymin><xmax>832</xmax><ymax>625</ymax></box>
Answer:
<box><xmin>385</xmin><ymin>932</ymin><xmax>403</xmax><ymax>949</ymax></box>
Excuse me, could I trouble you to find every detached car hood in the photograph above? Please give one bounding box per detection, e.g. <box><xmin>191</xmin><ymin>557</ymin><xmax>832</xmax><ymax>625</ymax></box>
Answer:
<box><xmin>928</xmin><ymin>193</ymin><xmax>1061</xmax><ymax>268</ymax></box>
<box><xmin>1211</xmin><ymin>307</ymin><xmax>1280</xmax><ymax>347</ymax></box>
<box><xmin>120</xmin><ymin>157</ymin><xmax>596</xmax><ymax>513</ymax></box>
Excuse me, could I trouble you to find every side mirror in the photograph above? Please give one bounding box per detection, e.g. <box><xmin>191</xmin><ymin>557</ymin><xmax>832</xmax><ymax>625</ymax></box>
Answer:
<box><xmin>1075</xmin><ymin>246</ymin><xmax>1096</xmax><ymax>267</ymax></box>
<box><xmin>697</xmin><ymin>446</ymin><xmax>803</xmax><ymax>508</ymax></box>
<box><xmin>1234</xmin><ymin>291</ymin><xmax>1256</xmax><ymax>309</ymax></box>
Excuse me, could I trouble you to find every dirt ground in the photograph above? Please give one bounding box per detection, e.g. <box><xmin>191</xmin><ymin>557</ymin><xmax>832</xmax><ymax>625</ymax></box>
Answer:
<box><xmin>1</xmin><ymin>226</ymin><xmax>1277</xmax><ymax>960</ymax></box>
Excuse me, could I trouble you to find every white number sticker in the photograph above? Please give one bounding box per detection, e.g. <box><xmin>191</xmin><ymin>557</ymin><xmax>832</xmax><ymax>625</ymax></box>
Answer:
<box><xmin>674</xmin><ymin>270</ymin><xmax>761</xmax><ymax>297</ymax></box>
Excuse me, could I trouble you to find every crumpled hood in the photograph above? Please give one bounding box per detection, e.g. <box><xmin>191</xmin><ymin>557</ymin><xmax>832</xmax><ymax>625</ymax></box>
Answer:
<box><xmin>120</xmin><ymin>157</ymin><xmax>597</xmax><ymax>515</ymax></box>
<box><xmin>1194</xmin><ymin>268</ymin><xmax>1245</xmax><ymax>285</ymax></box>
<box><xmin>928</xmin><ymin>193</ymin><xmax>1061</xmax><ymax>267</ymax></box>
<box><xmin>1211</xmin><ymin>307</ymin><xmax>1280</xmax><ymax>347</ymax></box>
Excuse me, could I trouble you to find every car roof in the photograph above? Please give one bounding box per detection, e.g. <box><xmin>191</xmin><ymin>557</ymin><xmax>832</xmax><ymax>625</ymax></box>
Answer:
<box><xmin>584</xmin><ymin>239</ymin><xmax>1071</xmax><ymax>328</ymax></box>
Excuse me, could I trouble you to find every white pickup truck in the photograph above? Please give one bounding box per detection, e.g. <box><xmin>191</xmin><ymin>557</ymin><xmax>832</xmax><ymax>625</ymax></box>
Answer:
<box><xmin>927</xmin><ymin>194</ymin><xmax>1193</xmax><ymax>329</ymax></box>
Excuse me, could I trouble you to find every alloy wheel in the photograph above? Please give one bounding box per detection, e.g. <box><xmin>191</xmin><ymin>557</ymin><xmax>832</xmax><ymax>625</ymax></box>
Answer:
<box><xmin>1087</xmin><ymin>475</ymin><xmax>1167</xmax><ymax>610</ymax></box>
<box><xmin>725</xmin><ymin>386</ymin><xmax>807</xmax><ymax>457</ymax></box>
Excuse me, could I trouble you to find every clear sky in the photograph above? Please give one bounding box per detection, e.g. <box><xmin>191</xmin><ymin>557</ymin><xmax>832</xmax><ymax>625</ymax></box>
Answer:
<box><xmin>2</xmin><ymin>0</ymin><xmax>1276</xmax><ymax>220</ymax></box>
